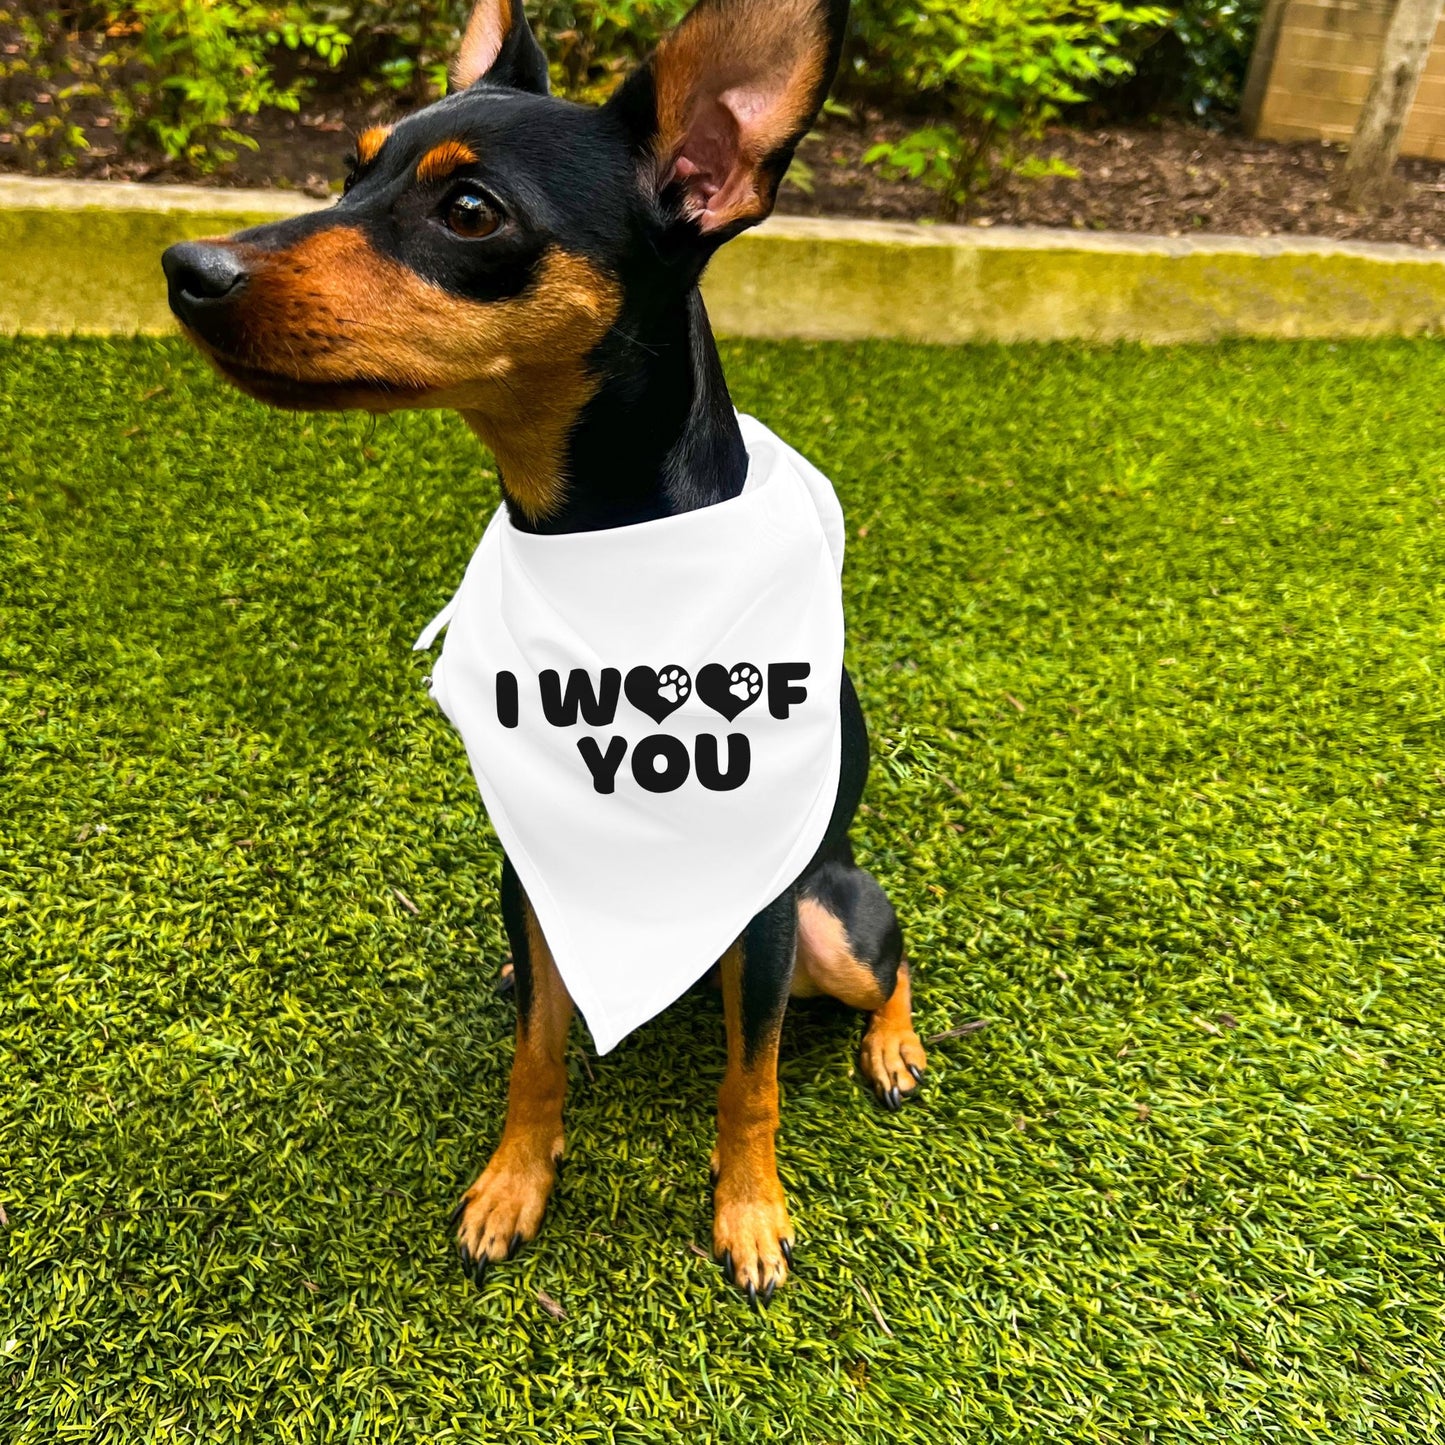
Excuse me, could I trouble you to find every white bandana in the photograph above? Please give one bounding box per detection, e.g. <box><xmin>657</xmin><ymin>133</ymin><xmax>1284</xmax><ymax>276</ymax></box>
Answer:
<box><xmin>414</xmin><ymin>415</ymin><xmax>845</xmax><ymax>1053</ymax></box>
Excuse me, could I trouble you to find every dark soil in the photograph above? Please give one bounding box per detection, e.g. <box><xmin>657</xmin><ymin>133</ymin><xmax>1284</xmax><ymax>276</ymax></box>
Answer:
<box><xmin>9</xmin><ymin>78</ymin><xmax>1445</xmax><ymax>250</ymax></box>
<box><xmin>780</xmin><ymin>116</ymin><xmax>1445</xmax><ymax>250</ymax></box>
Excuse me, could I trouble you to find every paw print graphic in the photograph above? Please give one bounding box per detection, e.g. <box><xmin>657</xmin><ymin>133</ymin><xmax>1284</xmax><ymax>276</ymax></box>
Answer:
<box><xmin>625</xmin><ymin>663</ymin><xmax>692</xmax><ymax>722</ymax></box>
<box><xmin>657</xmin><ymin>665</ymin><xmax>691</xmax><ymax>707</ymax></box>
<box><xmin>697</xmin><ymin>660</ymin><xmax>763</xmax><ymax>721</ymax></box>
<box><xmin>728</xmin><ymin>663</ymin><xmax>762</xmax><ymax>706</ymax></box>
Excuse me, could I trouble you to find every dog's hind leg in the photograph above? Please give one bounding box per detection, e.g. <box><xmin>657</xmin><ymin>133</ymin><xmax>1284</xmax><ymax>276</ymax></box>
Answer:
<box><xmin>453</xmin><ymin>857</ymin><xmax>572</xmax><ymax>1285</ymax></box>
<box><xmin>712</xmin><ymin>889</ymin><xmax>797</xmax><ymax>1304</ymax></box>
<box><xmin>793</xmin><ymin>858</ymin><xmax>927</xmax><ymax>1110</ymax></box>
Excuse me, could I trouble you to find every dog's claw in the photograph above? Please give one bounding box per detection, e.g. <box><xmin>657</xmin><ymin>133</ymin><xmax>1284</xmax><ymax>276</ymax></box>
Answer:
<box><xmin>780</xmin><ymin>1238</ymin><xmax>793</xmax><ymax>1268</ymax></box>
<box><xmin>455</xmin><ymin>1237</ymin><xmax>488</xmax><ymax>1291</ymax></box>
<box><xmin>747</xmin><ymin>1280</ymin><xmax>759</xmax><ymax>1310</ymax></box>
<box><xmin>760</xmin><ymin>1278</ymin><xmax>777</xmax><ymax>1305</ymax></box>
<box><xmin>720</xmin><ymin>1248</ymin><xmax>735</xmax><ymax>1285</ymax></box>
<box><xmin>507</xmin><ymin>1231</ymin><xmax>523</xmax><ymax>1260</ymax></box>
<box><xmin>447</xmin><ymin>1197</ymin><xmax>466</xmax><ymax>1229</ymax></box>
<box><xmin>859</xmin><ymin>1024</ymin><xmax>928</xmax><ymax>1109</ymax></box>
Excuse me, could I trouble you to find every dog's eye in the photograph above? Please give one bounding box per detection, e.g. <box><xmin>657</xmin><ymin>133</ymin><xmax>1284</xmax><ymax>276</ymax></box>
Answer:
<box><xmin>445</xmin><ymin>188</ymin><xmax>501</xmax><ymax>239</ymax></box>
<box><xmin>342</xmin><ymin>153</ymin><xmax>359</xmax><ymax>195</ymax></box>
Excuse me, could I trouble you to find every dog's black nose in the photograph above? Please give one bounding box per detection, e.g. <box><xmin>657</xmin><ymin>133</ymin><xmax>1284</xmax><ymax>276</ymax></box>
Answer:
<box><xmin>163</xmin><ymin>241</ymin><xmax>247</xmax><ymax>299</ymax></box>
<box><xmin>162</xmin><ymin>241</ymin><xmax>249</xmax><ymax>326</ymax></box>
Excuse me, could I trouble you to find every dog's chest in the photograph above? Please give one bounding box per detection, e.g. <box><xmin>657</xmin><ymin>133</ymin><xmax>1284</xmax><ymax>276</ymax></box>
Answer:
<box><xmin>414</xmin><ymin>415</ymin><xmax>847</xmax><ymax>1053</ymax></box>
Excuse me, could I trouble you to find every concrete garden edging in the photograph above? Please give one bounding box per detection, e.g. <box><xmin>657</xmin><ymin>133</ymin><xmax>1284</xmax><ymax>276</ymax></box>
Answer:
<box><xmin>5</xmin><ymin>174</ymin><xmax>1445</xmax><ymax>343</ymax></box>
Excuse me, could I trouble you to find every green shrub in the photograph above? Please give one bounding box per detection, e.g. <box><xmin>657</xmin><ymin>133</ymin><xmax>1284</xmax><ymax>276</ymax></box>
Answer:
<box><xmin>3</xmin><ymin>0</ymin><xmax>1181</xmax><ymax>191</ymax></box>
<box><xmin>0</xmin><ymin>2</ymin><xmax>346</xmax><ymax>174</ymax></box>
<box><xmin>1156</xmin><ymin>0</ymin><xmax>1263</xmax><ymax>113</ymax></box>
<box><xmin>326</xmin><ymin>0</ymin><xmax>688</xmax><ymax>103</ymax></box>
<box><xmin>531</xmin><ymin>0</ymin><xmax>688</xmax><ymax>99</ymax></box>
<box><xmin>855</xmin><ymin>0</ymin><xmax>1171</xmax><ymax>221</ymax></box>
<box><xmin>0</xmin><ymin>7</ymin><xmax>113</xmax><ymax>172</ymax></box>
<box><xmin>119</xmin><ymin>1</ymin><xmax>348</xmax><ymax>170</ymax></box>
<box><xmin>311</xmin><ymin>0</ymin><xmax>465</xmax><ymax>102</ymax></box>
<box><xmin>855</xmin><ymin>0</ymin><xmax>1173</xmax><ymax>219</ymax></box>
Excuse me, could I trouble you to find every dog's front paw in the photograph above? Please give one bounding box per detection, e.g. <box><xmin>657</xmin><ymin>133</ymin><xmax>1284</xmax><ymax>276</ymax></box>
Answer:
<box><xmin>859</xmin><ymin>1018</ymin><xmax>927</xmax><ymax>1111</ymax></box>
<box><xmin>713</xmin><ymin>1175</ymin><xmax>793</xmax><ymax>1306</ymax></box>
<box><xmin>451</xmin><ymin>1143</ymin><xmax>559</xmax><ymax>1287</ymax></box>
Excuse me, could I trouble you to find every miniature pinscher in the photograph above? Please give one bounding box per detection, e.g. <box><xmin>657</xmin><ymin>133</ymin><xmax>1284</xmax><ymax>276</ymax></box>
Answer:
<box><xmin>161</xmin><ymin>0</ymin><xmax>925</xmax><ymax>1305</ymax></box>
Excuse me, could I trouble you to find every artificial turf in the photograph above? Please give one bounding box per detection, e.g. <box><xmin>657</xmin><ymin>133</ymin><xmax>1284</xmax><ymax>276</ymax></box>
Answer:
<box><xmin>3</xmin><ymin>334</ymin><xmax>1445</xmax><ymax>1443</ymax></box>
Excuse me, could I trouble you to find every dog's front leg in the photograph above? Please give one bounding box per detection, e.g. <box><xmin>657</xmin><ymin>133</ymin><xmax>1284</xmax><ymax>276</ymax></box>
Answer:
<box><xmin>453</xmin><ymin>858</ymin><xmax>572</xmax><ymax>1285</ymax></box>
<box><xmin>712</xmin><ymin>887</ymin><xmax>796</xmax><ymax>1305</ymax></box>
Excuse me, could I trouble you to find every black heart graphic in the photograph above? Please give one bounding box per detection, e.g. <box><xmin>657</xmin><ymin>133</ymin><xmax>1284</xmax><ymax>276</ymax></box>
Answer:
<box><xmin>625</xmin><ymin>664</ymin><xmax>691</xmax><ymax>723</ymax></box>
<box><xmin>696</xmin><ymin>662</ymin><xmax>763</xmax><ymax>722</ymax></box>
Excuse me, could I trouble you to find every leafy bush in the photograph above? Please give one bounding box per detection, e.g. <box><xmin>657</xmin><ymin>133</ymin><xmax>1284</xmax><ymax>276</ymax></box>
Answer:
<box><xmin>0</xmin><ymin>7</ymin><xmax>113</xmax><ymax>171</ymax></box>
<box><xmin>325</xmin><ymin>0</ymin><xmax>688</xmax><ymax>102</ymax></box>
<box><xmin>0</xmin><ymin>2</ymin><xmax>346</xmax><ymax>174</ymax></box>
<box><xmin>309</xmin><ymin>0</ymin><xmax>464</xmax><ymax>102</ymax></box>
<box><xmin>120</xmin><ymin>1</ymin><xmax>349</xmax><ymax>169</ymax></box>
<box><xmin>0</xmin><ymin>1</ymin><xmax>688</xmax><ymax>176</ymax></box>
<box><xmin>855</xmin><ymin>0</ymin><xmax>1171</xmax><ymax>221</ymax></box>
<box><xmin>2</xmin><ymin>0</ymin><xmax>1187</xmax><ymax>193</ymax></box>
<box><xmin>531</xmin><ymin>0</ymin><xmax>687</xmax><ymax>99</ymax></box>
<box><xmin>1139</xmin><ymin>0</ymin><xmax>1264</xmax><ymax>114</ymax></box>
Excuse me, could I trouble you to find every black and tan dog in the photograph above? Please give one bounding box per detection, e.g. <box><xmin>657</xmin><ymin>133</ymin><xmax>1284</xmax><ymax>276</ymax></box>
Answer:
<box><xmin>161</xmin><ymin>0</ymin><xmax>925</xmax><ymax>1304</ymax></box>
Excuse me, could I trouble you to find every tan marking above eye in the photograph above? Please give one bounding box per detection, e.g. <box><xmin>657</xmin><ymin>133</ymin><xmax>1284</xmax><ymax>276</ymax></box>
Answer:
<box><xmin>355</xmin><ymin>125</ymin><xmax>392</xmax><ymax>167</ymax></box>
<box><xmin>417</xmin><ymin>139</ymin><xmax>479</xmax><ymax>184</ymax></box>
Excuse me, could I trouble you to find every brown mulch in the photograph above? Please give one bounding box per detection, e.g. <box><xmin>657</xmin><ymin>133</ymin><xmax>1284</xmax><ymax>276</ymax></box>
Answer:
<box><xmin>0</xmin><ymin>94</ymin><xmax>400</xmax><ymax>198</ymax></box>
<box><xmin>8</xmin><ymin>84</ymin><xmax>1445</xmax><ymax>250</ymax></box>
<box><xmin>779</xmin><ymin>116</ymin><xmax>1445</xmax><ymax>250</ymax></box>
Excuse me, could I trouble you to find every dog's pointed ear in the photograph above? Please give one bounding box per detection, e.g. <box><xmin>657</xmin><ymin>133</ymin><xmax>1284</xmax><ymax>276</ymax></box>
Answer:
<box><xmin>451</xmin><ymin>0</ymin><xmax>550</xmax><ymax>94</ymax></box>
<box><xmin>605</xmin><ymin>0</ymin><xmax>848</xmax><ymax>243</ymax></box>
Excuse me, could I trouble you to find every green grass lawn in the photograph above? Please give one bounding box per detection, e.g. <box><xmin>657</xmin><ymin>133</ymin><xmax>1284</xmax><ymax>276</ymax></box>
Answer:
<box><xmin>3</xmin><ymin>335</ymin><xmax>1445</xmax><ymax>1444</ymax></box>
